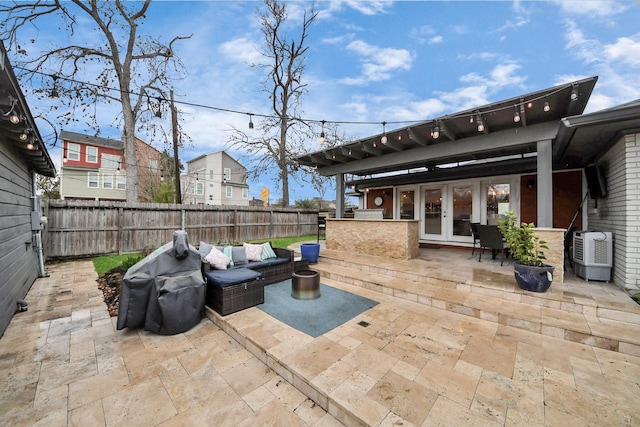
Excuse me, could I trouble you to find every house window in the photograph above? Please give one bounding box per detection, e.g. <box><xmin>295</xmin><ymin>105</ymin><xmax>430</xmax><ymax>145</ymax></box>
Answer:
<box><xmin>196</xmin><ymin>182</ymin><xmax>204</xmax><ymax>195</ymax></box>
<box><xmin>102</xmin><ymin>153</ymin><xmax>121</xmax><ymax>170</ymax></box>
<box><xmin>186</xmin><ymin>182</ymin><xmax>195</xmax><ymax>195</ymax></box>
<box><xmin>486</xmin><ymin>183</ymin><xmax>510</xmax><ymax>224</ymax></box>
<box><xmin>149</xmin><ymin>159</ymin><xmax>158</xmax><ymax>173</ymax></box>
<box><xmin>103</xmin><ymin>173</ymin><xmax>114</xmax><ymax>189</ymax></box>
<box><xmin>67</xmin><ymin>143</ymin><xmax>80</xmax><ymax>161</ymax></box>
<box><xmin>116</xmin><ymin>175</ymin><xmax>126</xmax><ymax>190</ymax></box>
<box><xmin>226</xmin><ymin>186</ymin><xmax>232</xmax><ymax>198</ymax></box>
<box><xmin>224</xmin><ymin>168</ymin><xmax>231</xmax><ymax>181</ymax></box>
<box><xmin>88</xmin><ymin>172</ymin><xmax>99</xmax><ymax>188</ymax></box>
<box><xmin>242</xmin><ymin>188</ymin><xmax>248</xmax><ymax>199</ymax></box>
<box><xmin>86</xmin><ymin>146</ymin><xmax>98</xmax><ymax>163</ymax></box>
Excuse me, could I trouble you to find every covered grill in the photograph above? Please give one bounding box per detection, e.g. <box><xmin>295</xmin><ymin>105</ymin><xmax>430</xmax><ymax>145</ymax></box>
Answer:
<box><xmin>117</xmin><ymin>230</ymin><xmax>205</xmax><ymax>335</ymax></box>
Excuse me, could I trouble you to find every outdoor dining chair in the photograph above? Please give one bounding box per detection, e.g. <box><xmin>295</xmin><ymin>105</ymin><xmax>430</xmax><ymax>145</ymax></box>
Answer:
<box><xmin>477</xmin><ymin>224</ymin><xmax>508</xmax><ymax>266</ymax></box>
<box><xmin>470</xmin><ymin>222</ymin><xmax>481</xmax><ymax>255</ymax></box>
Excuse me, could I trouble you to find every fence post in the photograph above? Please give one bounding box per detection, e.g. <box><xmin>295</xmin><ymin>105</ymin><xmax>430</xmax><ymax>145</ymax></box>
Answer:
<box><xmin>118</xmin><ymin>206</ymin><xmax>124</xmax><ymax>255</ymax></box>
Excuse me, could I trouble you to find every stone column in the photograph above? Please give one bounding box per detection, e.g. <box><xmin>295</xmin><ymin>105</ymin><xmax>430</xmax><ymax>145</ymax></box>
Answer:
<box><xmin>537</xmin><ymin>139</ymin><xmax>553</xmax><ymax>227</ymax></box>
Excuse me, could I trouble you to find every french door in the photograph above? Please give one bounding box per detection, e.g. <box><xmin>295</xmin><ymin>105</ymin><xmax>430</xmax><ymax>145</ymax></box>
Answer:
<box><xmin>420</xmin><ymin>183</ymin><xmax>475</xmax><ymax>242</ymax></box>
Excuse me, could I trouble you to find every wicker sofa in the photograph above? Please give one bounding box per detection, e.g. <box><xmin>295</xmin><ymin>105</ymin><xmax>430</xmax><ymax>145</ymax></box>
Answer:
<box><xmin>199</xmin><ymin>242</ymin><xmax>294</xmax><ymax>315</ymax></box>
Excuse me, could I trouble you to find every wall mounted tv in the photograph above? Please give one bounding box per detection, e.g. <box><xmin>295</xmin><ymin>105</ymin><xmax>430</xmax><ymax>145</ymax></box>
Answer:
<box><xmin>585</xmin><ymin>163</ymin><xmax>608</xmax><ymax>199</ymax></box>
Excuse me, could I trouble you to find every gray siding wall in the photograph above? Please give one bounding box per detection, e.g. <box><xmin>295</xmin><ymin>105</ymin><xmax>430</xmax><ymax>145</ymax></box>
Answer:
<box><xmin>0</xmin><ymin>138</ymin><xmax>39</xmax><ymax>337</ymax></box>
<box><xmin>587</xmin><ymin>132</ymin><xmax>640</xmax><ymax>292</ymax></box>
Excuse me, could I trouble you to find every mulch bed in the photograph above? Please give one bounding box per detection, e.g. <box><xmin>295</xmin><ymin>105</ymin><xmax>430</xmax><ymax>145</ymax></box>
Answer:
<box><xmin>97</xmin><ymin>266</ymin><xmax>124</xmax><ymax>317</ymax></box>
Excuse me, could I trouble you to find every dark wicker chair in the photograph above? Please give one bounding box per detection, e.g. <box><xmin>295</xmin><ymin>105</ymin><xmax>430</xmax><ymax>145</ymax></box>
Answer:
<box><xmin>478</xmin><ymin>224</ymin><xmax>508</xmax><ymax>266</ymax></box>
<box><xmin>470</xmin><ymin>222</ymin><xmax>481</xmax><ymax>255</ymax></box>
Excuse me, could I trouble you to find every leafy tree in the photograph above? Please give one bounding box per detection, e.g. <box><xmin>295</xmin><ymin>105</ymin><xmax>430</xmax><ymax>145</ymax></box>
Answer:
<box><xmin>229</xmin><ymin>0</ymin><xmax>318</xmax><ymax>207</ymax></box>
<box><xmin>36</xmin><ymin>174</ymin><xmax>60</xmax><ymax>199</ymax></box>
<box><xmin>0</xmin><ymin>0</ymin><xmax>191</xmax><ymax>202</ymax></box>
<box><xmin>294</xmin><ymin>198</ymin><xmax>318</xmax><ymax>210</ymax></box>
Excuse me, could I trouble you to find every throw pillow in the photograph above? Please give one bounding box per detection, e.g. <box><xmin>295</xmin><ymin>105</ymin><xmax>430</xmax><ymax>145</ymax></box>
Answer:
<box><xmin>232</xmin><ymin>246</ymin><xmax>248</xmax><ymax>265</ymax></box>
<box><xmin>199</xmin><ymin>241</ymin><xmax>213</xmax><ymax>258</ymax></box>
<box><xmin>223</xmin><ymin>246</ymin><xmax>235</xmax><ymax>267</ymax></box>
<box><xmin>243</xmin><ymin>243</ymin><xmax>264</xmax><ymax>262</ymax></box>
<box><xmin>204</xmin><ymin>247</ymin><xmax>230</xmax><ymax>270</ymax></box>
<box><xmin>261</xmin><ymin>242</ymin><xmax>277</xmax><ymax>260</ymax></box>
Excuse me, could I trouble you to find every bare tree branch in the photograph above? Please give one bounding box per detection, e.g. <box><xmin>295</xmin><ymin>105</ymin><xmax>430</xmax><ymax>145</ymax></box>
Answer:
<box><xmin>0</xmin><ymin>0</ymin><xmax>191</xmax><ymax>202</ymax></box>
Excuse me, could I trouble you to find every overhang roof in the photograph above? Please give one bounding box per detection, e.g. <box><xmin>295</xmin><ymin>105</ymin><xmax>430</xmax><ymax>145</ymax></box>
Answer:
<box><xmin>555</xmin><ymin>99</ymin><xmax>640</xmax><ymax>168</ymax></box>
<box><xmin>296</xmin><ymin>77</ymin><xmax>598</xmax><ymax>180</ymax></box>
<box><xmin>0</xmin><ymin>42</ymin><xmax>56</xmax><ymax>178</ymax></box>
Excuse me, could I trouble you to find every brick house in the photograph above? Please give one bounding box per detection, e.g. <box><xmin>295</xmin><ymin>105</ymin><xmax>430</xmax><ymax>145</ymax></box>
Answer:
<box><xmin>59</xmin><ymin>131</ymin><xmax>162</xmax><ymax>202</ymax></box>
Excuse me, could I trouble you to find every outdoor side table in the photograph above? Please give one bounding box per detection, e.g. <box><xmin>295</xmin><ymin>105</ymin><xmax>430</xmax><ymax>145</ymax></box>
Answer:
<box><xmin>291</xmin><ymin>269</ymin><xmax>320</xmax><ymax>300</ymax></box>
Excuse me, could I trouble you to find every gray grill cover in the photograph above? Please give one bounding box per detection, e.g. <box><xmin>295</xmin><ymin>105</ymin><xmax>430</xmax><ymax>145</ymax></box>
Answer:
<box><xmin>117</xmin><ymin>230</ymin><xmax>205</xmax><ymax>334</ymax></box>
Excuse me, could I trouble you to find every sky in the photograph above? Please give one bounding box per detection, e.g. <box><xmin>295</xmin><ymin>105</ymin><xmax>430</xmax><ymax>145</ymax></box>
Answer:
<box><xmin>5</xmin><ymin>0</ymin><xmax>640</xmax><ymax>203</ymax></box>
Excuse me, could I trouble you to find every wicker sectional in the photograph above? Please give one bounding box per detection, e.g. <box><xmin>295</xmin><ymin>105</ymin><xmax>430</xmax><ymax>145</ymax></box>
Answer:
<box><xmin>202</xmin><ymin>244</ymin><xmax>294</xmax><ymax>315</ymax></box>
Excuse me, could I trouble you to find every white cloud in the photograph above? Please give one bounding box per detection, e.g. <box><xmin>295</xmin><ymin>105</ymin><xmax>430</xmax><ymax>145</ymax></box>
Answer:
<box><xmin>339</xmin><ymin>40</ymin><xmax>413</xmax><ymax>85</ymax></box>
<box><xmin>429</xmin><ymin>36</ymin><xmax>444</xmax><ymax>45</ymax></box>
<box><xmin>219</xmin><ymin>37</ymin><xmax>262</xmax><ymax>65</ymax></box>
<box><xmin>604</xmin><ymin>36</ymin><xmax>640</xmax><ymax>68</ymax></box>
<box><xmin>551</xmin><ymin>0</ymin><xmax>629</xmax><ymax>17</ymax></box>
<box><xmin>562</xmin><ymin>19</ymin><xmax>640</xmax><ymax>109</ymax></box>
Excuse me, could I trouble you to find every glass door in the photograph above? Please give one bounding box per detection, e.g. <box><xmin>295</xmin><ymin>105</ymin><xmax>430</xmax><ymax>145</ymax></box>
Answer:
<box><xmin>452</xmin><ymin>184</ymin><xmax>473</xmax><ymax>240</ymax></box>
<box><xmin>422</xmin><ymin>187</ymin><xmax>444</xmax><ymax>239</ymax></box>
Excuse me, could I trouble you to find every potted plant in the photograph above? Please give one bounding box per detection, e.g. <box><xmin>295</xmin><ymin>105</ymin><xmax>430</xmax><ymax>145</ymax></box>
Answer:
<box><xmin>498</xmin><ymin>210</ymin><xmax>555</xmax><ymax>292</ymax></box>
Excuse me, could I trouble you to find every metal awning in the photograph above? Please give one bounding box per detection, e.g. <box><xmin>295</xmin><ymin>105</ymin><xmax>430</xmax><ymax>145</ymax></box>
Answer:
<box><xmin>296</xmin><ymin>77</ymin><xmax>599</xmax><ymax>182</ymax></box>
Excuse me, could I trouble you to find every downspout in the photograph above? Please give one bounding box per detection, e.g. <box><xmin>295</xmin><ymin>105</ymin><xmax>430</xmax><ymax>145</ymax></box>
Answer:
<box><xmin>31</xmin><ymin>172</ymin><xmax>47</xmax><ymax>278</ymax></box>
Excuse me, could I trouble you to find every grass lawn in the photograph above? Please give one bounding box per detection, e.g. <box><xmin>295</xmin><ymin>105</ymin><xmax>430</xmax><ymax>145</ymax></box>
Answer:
<box><xmin>92</xmin><ymin>235</ymin><xmax>317</xmax><ymax>276</ymax></box>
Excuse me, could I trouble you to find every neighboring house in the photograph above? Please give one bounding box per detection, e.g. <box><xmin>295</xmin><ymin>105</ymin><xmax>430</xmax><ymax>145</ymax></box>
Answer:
<box><xmin>59</xmin><ymin>131</ymin><xmax>162</xmax><ymax>202</ymax></box>
<box><xmin>0</xmin><ymin>41</ymin><xmax>56</xmax><ymax>337</ymax></box>
<box><xmin>297</xmin><ymin>77</ymin><xmax>640</xmax><ymax>292</ymax></box>
<box><xmin>182</xmin><ymin>150</ymin><xmax>249</xmax><ymax>206</ymax></box>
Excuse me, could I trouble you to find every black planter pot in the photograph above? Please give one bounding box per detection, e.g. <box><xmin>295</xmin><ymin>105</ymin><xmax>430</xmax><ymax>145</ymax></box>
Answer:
<box><xmin>513</xmin><ymin>263</ymin><xmax>555</xmax><ymax>293</ymax></box>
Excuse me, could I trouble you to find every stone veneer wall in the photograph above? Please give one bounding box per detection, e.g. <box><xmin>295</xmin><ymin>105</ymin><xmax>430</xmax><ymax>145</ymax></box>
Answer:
<box><xmin>587</xmin><ymin>133</ymin><xmax>640</xmax><ymax>292</ymax></box>
<box><xmin>326</xmin><ymin>219</ymin><xmax>419</xmax><ymax>260</ymax></box>
<box><xmin>534</xmin><ymin>228</ymin><xmax>566</xmax><ymax>283</ymax></box>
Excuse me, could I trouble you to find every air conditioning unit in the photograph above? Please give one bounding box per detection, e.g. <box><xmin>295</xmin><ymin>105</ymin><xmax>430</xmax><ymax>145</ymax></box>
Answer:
<box><xmin>572</xmin><ymin>231</ymin><xmax>613</xmax><ymax>281</ymax></box>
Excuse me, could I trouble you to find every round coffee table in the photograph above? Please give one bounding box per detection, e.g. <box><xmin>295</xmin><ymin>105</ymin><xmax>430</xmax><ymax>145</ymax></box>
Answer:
<box><xmin>291</xmin><ymin>269</ymin><xmax>320</xmax><ymax>300</ymax></box>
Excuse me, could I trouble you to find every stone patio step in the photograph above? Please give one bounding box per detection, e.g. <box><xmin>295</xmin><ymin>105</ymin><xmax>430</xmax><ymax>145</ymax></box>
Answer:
<box><xmin>311</xmin><ymin>255</ymin><xmax>640</xmax><ymax>354</ymax></box>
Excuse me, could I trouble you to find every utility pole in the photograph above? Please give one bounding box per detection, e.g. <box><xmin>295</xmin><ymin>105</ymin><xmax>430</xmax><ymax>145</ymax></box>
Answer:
<box><xmin>171</xmin><ymin>89</ymin><xmax>182</xmax><ymax>204</ymax></box>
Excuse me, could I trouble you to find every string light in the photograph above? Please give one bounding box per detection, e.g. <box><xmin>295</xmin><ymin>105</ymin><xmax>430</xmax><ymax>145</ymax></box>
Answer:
<box><xmin>13</xmin><ymin>65</ymin><xmax>579</xmax><ymax>144</ymax></box>
<box><xmin>380</xmin><ymin>121</ymin><xmax>387</xmax><ymax>144</ymax></box>
<box><xmin>319</xmin><ymin>120</ymin><xmax>325</xmax><ymax>145</ymax></box>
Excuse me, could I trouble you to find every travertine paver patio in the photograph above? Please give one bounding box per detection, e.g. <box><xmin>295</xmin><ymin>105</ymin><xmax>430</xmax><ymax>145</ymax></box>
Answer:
<box><xmin>2</xmin><ymin>245</ymin><xmax>640</xmax><ymax>426</ymax></box>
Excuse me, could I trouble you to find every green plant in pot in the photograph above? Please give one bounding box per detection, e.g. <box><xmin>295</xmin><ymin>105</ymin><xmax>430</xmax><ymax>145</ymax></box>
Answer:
<box><xmin>498</xmin><ymin>210</ymin><xmax>555</xmax><ymax>292</ymax></box>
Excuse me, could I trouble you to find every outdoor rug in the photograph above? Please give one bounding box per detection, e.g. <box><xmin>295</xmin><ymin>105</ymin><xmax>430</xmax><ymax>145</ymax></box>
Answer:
<box><xmin>468</xmin><ymin>251</ymin><xmax>513</xmax><ymax>266</ymax></box>
<box><xmin>258</xmin><ymin>280</ymin><xmax>379</xmax><ymax>338</ymax></box>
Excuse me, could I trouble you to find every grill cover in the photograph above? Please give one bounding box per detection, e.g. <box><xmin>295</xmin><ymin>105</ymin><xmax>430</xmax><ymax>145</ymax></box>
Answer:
<box><xmin>117</xmin><ymin>230</ymin><xmax>205</xmax><ymax>334</ymax></box>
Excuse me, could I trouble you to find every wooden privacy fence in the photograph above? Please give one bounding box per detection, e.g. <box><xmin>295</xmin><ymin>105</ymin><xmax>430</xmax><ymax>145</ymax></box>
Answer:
<box><xmin>42</xmin><ymin>200</ymin><xmax>319</xmax><ymax>259</ymax></box>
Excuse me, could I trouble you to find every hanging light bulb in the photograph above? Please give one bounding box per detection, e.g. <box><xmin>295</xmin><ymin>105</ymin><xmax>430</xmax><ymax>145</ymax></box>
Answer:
<box><xmin>527</xmin><ymin>101</ymin><xmax>533</xmax><ymax>108</ymax></box>
<box><xmin>513</xmin><ymin>106</ymin><xmax>521</xmax><ymax>123</ymax></box>
<box><xmin>19</xmin><ymin>128</ymin><xmax>29</xmax><ymax>141</ymax></box>
<box><xmin>431</xmin><ymin>125</ymin><xmax>440</xmax><ymax>139</ymax></box>
<box><xmin>469</xmin><ymin>115</ymin><xmax>474</xmax><ymax>124</ymax></box>
<box><xmin>570</xmin><ymin>84</ymin><xmax>578</xmax><ymax>101</ymax></box>
<box><xmin>26</xmin><ymin>140</ymin><xmax>35</xmax><ymax>150</ymax></box>
<box><xmin>380</xmin><ymin>121</ymin><xmax>387</xmax><ymax>144</ymax></box>
<box><xmin>543</xmin><ymin>101</ymin><xmax>550</xmax><ymax>112</ymax></box>
<box><xmin>476</xmin><ymin>115</ymin><xmax>484</xmax><ymax>132</ymax></box>
<box><xmin>50</xmin><ymin>75</ymin><xmax>60</xmax><ymax>99</ymax></box>
<box><xmin>319</xmin><ymin>120</ymin><xmax>325</xmax><ymax>145</ymax></box>
<box><xmin>248</xmin><ymin>114</ymin><xmax>254</xmax><ymax>129</ymax></box>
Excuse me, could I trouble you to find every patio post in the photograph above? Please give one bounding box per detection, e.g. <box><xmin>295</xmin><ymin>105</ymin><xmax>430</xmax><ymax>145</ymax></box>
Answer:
<box><xmin>335</xmin><ymin>173</ymin><xmax>344</xmax><ymax>218</ymax></box>
<box><xmin>537</xmin><ymin>139</ymin><xmax>553</xmax><ymax>227</ymax></box>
